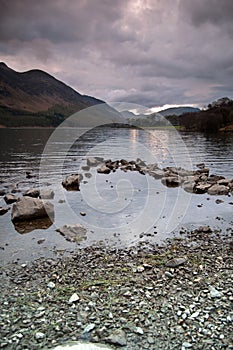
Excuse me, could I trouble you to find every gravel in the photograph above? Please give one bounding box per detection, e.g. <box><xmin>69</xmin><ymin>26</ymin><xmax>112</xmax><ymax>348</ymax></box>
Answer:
<box><xmin>0</xmin><ymin>228</ymin><xmax>233</xmax><ymax>350</ymax></box>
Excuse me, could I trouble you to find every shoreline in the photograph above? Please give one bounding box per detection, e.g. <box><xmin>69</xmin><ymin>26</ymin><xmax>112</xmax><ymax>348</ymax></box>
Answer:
<box><xmin>1</xmin><ymin>228</ymin><xmax>232</xmax><ymax>349</ymax></box>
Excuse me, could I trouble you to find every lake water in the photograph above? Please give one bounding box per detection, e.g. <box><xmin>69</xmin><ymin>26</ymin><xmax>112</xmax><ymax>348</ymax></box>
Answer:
<box><xmin>0</xmin><ymin>127</ymin><xmax>233</xmax><ymax>264</ymax></box>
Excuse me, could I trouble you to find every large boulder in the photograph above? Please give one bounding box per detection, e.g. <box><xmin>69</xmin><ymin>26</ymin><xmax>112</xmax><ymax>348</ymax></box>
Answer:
<box><xmin>62</xmin><ymin>174</ymin><xmax>83</xmax><ymax>190</ymax></box>
<box><xmin>207</xmin><ymin>184</ymin><xmax>229</xmax><ymax>195</ymax></box>
<box><xmin>11</xmin><ymin>197</ymin><xmax>54</xmax><ymax>223</ymax></box>
<box><xmin>194</xmin><ymin>183</ymin><xmax>212</xmax><ymax>194</ymax></box>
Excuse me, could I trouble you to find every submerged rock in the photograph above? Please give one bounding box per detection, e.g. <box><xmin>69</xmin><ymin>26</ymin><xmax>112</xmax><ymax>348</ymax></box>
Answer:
<box><xmin>11</xmin><ymin>197</ymin><xmax>54</xmax><ymax>222</ymax></box>
<box><xmin>56</xmin><ymin>224</ymin><xmax>87</xmax><ymax>243</ymax></box>
<box><xmin>39</xmin><ymin>189</ymin><xmax>55</xmax><ymax>199</ymax></box>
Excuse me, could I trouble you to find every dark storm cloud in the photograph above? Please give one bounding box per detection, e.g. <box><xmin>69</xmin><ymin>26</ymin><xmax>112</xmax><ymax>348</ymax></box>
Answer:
<box><xmin>0</xmin><ymin>0</ymin><xmax>233</xmax><ymax>107</ymax></box>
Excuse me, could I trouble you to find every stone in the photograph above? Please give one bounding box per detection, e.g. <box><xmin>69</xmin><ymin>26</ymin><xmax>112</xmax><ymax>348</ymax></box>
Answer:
<box><xmin>166</xmin><ymin>257</ymin><xmax>187</xmax><ymax>268</ymax></box>
<box><xmin>11</xmin><ymin>197</ymin><xmax>54</xmax><ymax>222</ymax></box>
<box><xmin>47</xmin><ymin>282</ymin><xmax>56</xmax><ymax>289</ymax></box>
<box><xmin>56</xmin><ymin>224</ymin><xmax>87</xmax><ymax>243</ymax></box>
<box><xmin>148</xmin><ymin>169</ymin><xmax>165</xmax><ymax>179</ymax></box>
<box><xmin>97</xmin><ymin>166</ymin><xmax>111</xmax><ymax>174</ymax></box>
<box><xmin>0</xmin><ymin>189</ymin><xmax>6</xmax><ymax>196</ymax></box>
<box><xmin>161</xmin><ymin>176</ymin><xmax>181</xmax><ymax>187</ymax></box>
<box><xmin>23</xmin><ymin>188</ymin><xmax>40</xmax><ymax>198</ymax></box>
<box><xmin>0</xmin><ymin>207</ymin><xmax>10</xmax><ymax>215</ymax></box>
<box><xmin>207</xmin><ymin>184</ymin><xmax>229</xmax><ymax>195</ymax></box>
<box><xmin>39</xmin><ymin>189</ymin><xmax>54</xmax><ymax>199</ymax></box>
<box><xmin>62</xmin><ymin>174</ymin><xmax>83</xmax><ymax>190</ymax></box>
<box><xmin>182</xmin><ymin>181</ymin><xmax>195</xmax><ymax>193</ymax></box>
<box><xmin>106</xmin><ymin>329</ymin><xmax>127</xmax><ymax>346</ymax></box>
<box><xmin>194</xmin><ymin>183</ymin><xmax>212</xmax><ymax>194</ymax></box>
<box><xmin>87</xmin><ymin>157</ymin><xmax>104</xmax><ymax>167</ymax></box>
<box><xmin>35</xmin><ymin>332</ymin><xmax>45</xmax><ymax>339</ymax></box>
<box><xmin>209</xmin><ymin>286</ymin><xmax>222</xmax><ymax>298</ymax></box>
<box><xmin>197</xmin><ymin>225</ymin><xmax>212</xmax><ymax>233</ymax></box>
<box><xmin>69</xmin><ymin>293</ymin><xmax>79</xmax><ymax>303</ymax></box>
<box><xmin>4</xmin><ymin>193</ymin><xmax>18</xmax><ymax>204</ymax></box>
<box><xmin>83</xmin><ymin>323</ymin><xmax>95</xmax><ymax>333</ymax></box>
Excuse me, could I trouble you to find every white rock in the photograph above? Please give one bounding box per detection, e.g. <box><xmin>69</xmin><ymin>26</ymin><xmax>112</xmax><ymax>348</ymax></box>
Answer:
<box><xmin>190</xmin><ymin>310</ymin><xmax>200</xmax><ymax>319</ymax></box>
<box><xmin>35</xmin><ymin>332</ymin><xmax>45</xmax><ymax>339</ymax></box>
<box><xmin>135</xmin><ymin>326</ymin><xmax>144</xmax><ymax>335</ymax></box>
<box><xmin>50</xmin><ymin>341</ymin><xmax>112</xmax><ymax>349</ymax></box>
<box><xmin>182</xmin><ymin>342</ymin><xmax>193</xmax><ymax>348</ymax></box>
<box><xmin>83</xmin><ymin>323</ymin><xmax>95</xmax><ymax>333</ymax></box>
<box><xmin>209</xmin><ymin>286</ymin><xmax>222</xmax><ymax>298</ymax></box>
<box><xmin>47</xmin><ymin>281</ymin><xmax>56</xmax><ymax>289</ymax></box>
<box><xmin>69</xmin><ymin>293</ymin><xmax>79</xmax><ymax>303</ymax></box>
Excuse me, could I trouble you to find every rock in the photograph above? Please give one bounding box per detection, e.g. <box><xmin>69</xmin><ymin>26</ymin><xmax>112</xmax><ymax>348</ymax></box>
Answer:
<box><xmin>161</xmin><ymin>176</ymin><xmax>181</xmax><ymax>187</ymax></box>
<box><xmin>166</xmin><ymin>257</ymin><xmax>187</xmax><ymax>268</ymax></box>
<box><xmin>47</xmin><ymin>281</ymin><xmax>56</xmax><ymax>289</ymax></box>
<box><xmin>14</xmin><ymin>217</ymin><xmax>53</xmax><ymax>234</ymax></box>
<box><xmin>0</xmin><ymin>207</ymin><xmax>10</xmax><ymax>215</ymax></box>
<box><xmin>148</xmin><ymin>169</ymin><xmax>165</xmax><ymax>179</ymax></box>
<box><xmin>83</xmin><ymin>323</ymin><xmax>95</xmax><ymax>333</ymax></box>
<box><xmin>196</xmin><ymin>163</ymin><xmax>205</xmax><ymax>169</ymax></box>
<box><xmin>196</xmin><ymin>168</ymin><xmax>209</xmax><ymax>175</ymax></box>
<box><xmin>11</xmin><ymin>197</ymin><xmax>54</xmax><ymax>222</ymax></box>
<box><xmin>135</xmin><ymin>327</ymin><xmax>144</xmax><ymax>335</ymax></box>
<box><xmin>207</xmin><ymin>184</ymin><xmax>229</xmax><ymax>195</ymax></box>
<box><xmin>97</xmin><ymin>166</ymin><xmax>111</xmax><ymax>174</ymax></box>
<box><xmin>194</xmin><ymin>183</ymin><xmax>212</xmax><ymax>194</ymax></box>
<box><xmin>4</xmin><ymin>194</ymin><xmax>18</xmax><ymax>204</ymax></box>
<box><xmin>106</xmin><ymin>329</ymin><xmax>127</xmax><ymax>346</ymax></box>
<box><xmin>62</xmin><ymin>174</ymin><xmax>83</xmax><ymax>190</ymax></box>
<box><xmin>39</xmin><ymin>189</ymin><xmax>54</xmax><ymax>199</ymax></box>
<box><xmin>87</xmin><ymin>157</ymin><xmax>104</xmax><ymax>167</ymax></box>
<box><xmin>215</xmin><ymin>199</ymin><xmax>224</xmax><ymax>204</ymax></box>
<box><xmin>69</xmin><ymin>293</ymin><xmax>79</xmax><ymax>303</ymax></box>
<box><xmin>23</xmin><ymin>188</ymin><xmax>40</xmax><ymax>198</ymax></box>
<box><xmin>56</xmin><ymin>224</ymin><xmax>87</xmax><ymax>243</ymax></box>
<box><xmin>197</xmin><ymin>225</ymin><xmax>212</xmax><ymax>233</ymax></box>
<box><xmin>84</xmin><ymin>173</ymin><xmax>92</xmax><ymax>179</ymax></box>
<box><xmin>35</xmin><ymin>332</ymin><xmax>45</xmax><ymax>339</ymax></box>
<box><xmin>209</xmin><ymin>286</ymin><xmax>222</xmax><ymax>298</ymax></box>
<box><xmin>182</xmin><ymin>181</ymin><xmax>195</xmax><ymax>193</ymax></box>
<box><xmin>80</xmin><ymin>212</ymin><xmax>86</xmax><ymax>216</ymax></box>
<box><xmin>0</xmin><ymin>189</ymin><xmax>6</xmax><ymax>196</ymax></box>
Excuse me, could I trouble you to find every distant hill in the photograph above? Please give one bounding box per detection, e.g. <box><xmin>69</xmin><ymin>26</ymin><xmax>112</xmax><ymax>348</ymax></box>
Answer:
<box><xmin>157</xmin><ymin>106</ymin><xmax>200</xmax><ymax>116</ymax></box>
<box><xmin>0</xmin><ymin>62</ymin><xmax>110</xmax><ymax>127</ymax></box>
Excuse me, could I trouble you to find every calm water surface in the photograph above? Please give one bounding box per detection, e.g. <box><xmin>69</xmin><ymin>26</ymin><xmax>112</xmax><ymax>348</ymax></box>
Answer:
<box><xmin>0</xmin><ymin>127</ymin><xmax>232</xmax><ymax>264</ymax></box>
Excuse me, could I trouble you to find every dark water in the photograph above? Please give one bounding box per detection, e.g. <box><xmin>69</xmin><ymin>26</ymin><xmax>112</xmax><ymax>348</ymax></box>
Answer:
<box><xmin>0</xmin><ymin>127</ymin><xmax>233</xmax><ymax>264</ymax></box>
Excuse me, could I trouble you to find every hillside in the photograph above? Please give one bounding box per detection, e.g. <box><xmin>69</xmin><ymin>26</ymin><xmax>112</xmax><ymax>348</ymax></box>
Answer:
<box><xmin>0</xmin><ymin>62</ymin><xmax>105</xmax><ymax>126</ymax></box>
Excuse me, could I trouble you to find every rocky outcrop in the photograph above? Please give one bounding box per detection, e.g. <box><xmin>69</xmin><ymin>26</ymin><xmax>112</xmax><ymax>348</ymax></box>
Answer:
<box><xmin>11</xmin><ymin>197</ymin><xmax>54</xmax><ymax>222</ymax></box>
<box><xmin>62</xmin><ymin>174</ymin><xmax>83</xmax><ymax>191</ymax></box>
<box><xmin>92</xmin><ymin>158</ymin><xmax>233</xmax><ymax>196</ymax></box>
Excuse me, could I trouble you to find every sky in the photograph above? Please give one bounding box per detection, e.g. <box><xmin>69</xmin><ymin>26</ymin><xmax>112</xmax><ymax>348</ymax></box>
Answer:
<box><xmin>0</xmin><ymin>0</ymin><xmax>233</xmax><ymax>109</ymax></box>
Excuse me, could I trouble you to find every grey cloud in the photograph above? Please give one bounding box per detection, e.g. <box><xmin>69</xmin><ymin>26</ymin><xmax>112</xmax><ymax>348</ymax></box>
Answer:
<box><xmin>0</xmin><ymin>0</ymin><xmax>233</xmax><ymax>107</ymax></box>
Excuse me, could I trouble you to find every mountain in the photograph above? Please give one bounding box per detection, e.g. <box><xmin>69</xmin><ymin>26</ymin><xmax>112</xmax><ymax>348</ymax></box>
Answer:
<box><xmin>0</xmin><ymin>62</ymin><xmax>111</xmax><ymax>127</ymax></box>
<box><xmin>157</xmin><ymin>106</ymin><xmax>200</xmax><ymax>116</ymax></box>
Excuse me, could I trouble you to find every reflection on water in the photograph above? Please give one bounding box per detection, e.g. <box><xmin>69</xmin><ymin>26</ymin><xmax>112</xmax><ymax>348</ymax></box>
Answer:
<box><xmin>13</xmin><ymin>217</ymin><xmax>54</xmax><ymax>234</ymax></box>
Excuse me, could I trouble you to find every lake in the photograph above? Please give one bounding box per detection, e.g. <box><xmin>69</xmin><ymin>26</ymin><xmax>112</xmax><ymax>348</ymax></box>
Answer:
<box><xmin>0</xmin><ymin>127</ymin><xmax>233</xmax><ymax>264</ymax></box>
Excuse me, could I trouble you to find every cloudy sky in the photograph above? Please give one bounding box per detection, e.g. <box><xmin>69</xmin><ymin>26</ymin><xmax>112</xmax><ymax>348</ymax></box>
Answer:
<box><xmin>0</xmin><ymin>0</ymin><xmax>233</xmax><ymax>109</ymax></box>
